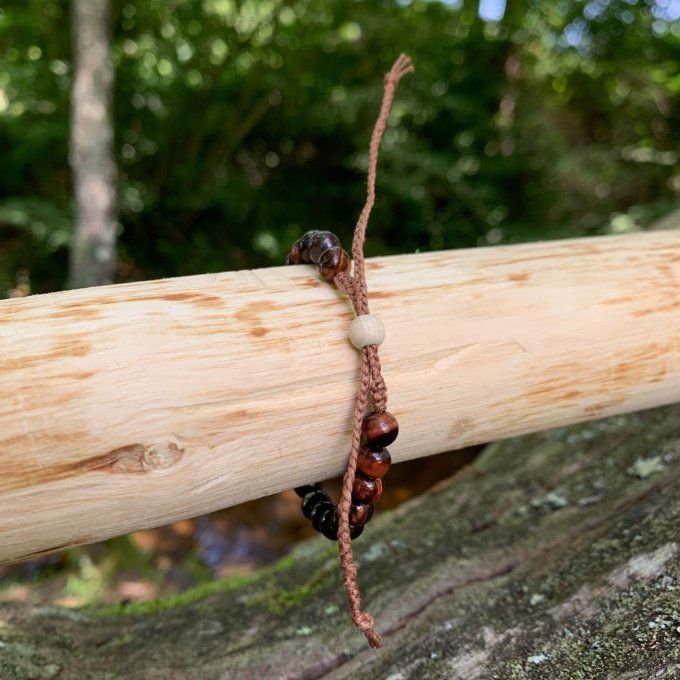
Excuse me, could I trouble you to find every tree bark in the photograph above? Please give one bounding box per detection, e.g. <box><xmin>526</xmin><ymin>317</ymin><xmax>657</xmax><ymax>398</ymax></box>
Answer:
<box><xmin>1</xmin><ymin>403</ymin><xmax>678</xmax><ymax>679</ymax></box>
<box><xmin>69</xmin><ymin>0</ymin><xmax>117</xmax><ymax>289</ymax></box>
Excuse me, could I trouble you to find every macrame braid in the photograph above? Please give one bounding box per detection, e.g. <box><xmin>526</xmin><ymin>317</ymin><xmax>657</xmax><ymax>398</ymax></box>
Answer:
<box><xmin>287</xmin><ymin>54</ymin><xmax>413</xmax><ymax>648</ymax></box>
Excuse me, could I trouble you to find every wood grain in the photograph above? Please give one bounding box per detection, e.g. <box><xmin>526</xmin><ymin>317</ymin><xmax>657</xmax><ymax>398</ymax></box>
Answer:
<box><xmin>0</xmin><ymin>231</ymin><xmax>678</xmax><ymax>564</ymax></box>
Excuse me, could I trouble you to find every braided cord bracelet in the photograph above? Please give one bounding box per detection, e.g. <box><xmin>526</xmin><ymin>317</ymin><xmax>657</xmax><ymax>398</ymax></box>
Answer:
<box><xmin>285</xmin><ymin>54</ymin><xmax>413</xmax><ymax>649</ymax></box>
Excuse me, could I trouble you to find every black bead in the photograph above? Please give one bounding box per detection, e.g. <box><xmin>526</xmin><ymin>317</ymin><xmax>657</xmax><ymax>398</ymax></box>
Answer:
<box><xmin>312</xmin><ymin>502</ymin><xmax>335</xmax><ymax>532</ymax></box>
<box><xmin>301</xmin><ymin>489</ymin><xmax>330</xmax><ymax>519</ymax></box>
<box><xmin>320</xmin><ymin>508</ymin><xmax>339</xmax><ymax>541</ymax></box>
<box><xmin>295</xmin><ymin>484</ymin><xmax>319</xmax><ymax>498</ymax></box>
<box><xmin>308</xmin><ymin>231</ymin><xmax>341</xmax><ymax>264</ymax></box>
<box><xmin>350</xmin><ymin>524</ymin><xmax>364</xmax><ymax>540</ymax></box>
<box><xmin>309</xmin><ymin>500</ymin><xmax>332</xmax><ymax>525</ymax></box>
<box><xmin>298</xmin><ymin>230</ymin><xmax>321</xmax><ymax>263</ymax></box>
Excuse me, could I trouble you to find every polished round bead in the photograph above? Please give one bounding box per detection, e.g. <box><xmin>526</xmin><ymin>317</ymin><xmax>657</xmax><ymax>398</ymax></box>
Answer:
<box><xmin>352</xmin><ymin>473</ymin><xmax>383</xmax><ymax>504</ymax></box>
<box><xmin>349</xmin><ymin>502</ymin><xmax>374</xmax><ymax>527</ymax></box>
<box><xmin>320</xmin><ymin>507</ymin><xmax>339</xmax><ymax>540</ymax></box>
<box><xmin>308</xmin><ymin>231</ymin><xmax>341</xmax><ymax>264</ymax></box>
<box><xmin>348</xmin><ymin>314</ymin><xmax>385</xmax><ymax>349</ymax></box>
<box><xmin>302</xmin><ymin>489</ymin><xmax>330</xmax><ymax>518</ymax></box>
<box><xmin>357</xmin><ymin>446</ymin><xmax>391</xmax><ymax>479</ymax></box>
<box><xmin>350</xmin><ymin>524</ymin><xmax>364</xmax><ymax>540</ymax></box>
<box><xmin>308</xmin><ymin>500</ymin><xmax>331</xmax><ymax>524</ymax></box>
<box><xmin>362</xmin><ymin>411</ymin><xmax>399</xmax><ymax>447</ymax></box>
<box><xmin>294</xmin><ymin>484</ymin><xmax>318</xmax><ymax>498</ymax></box>
<box><xmin>312</xmin><ymin>502</ymin><xmax>335</xmax><ymax>532</ymax></box>
<box><xmin>286</xmin><ymin>242</ymin><xmax>302</xmax><ymax>265</ymax></box>
<box><xmin>318</xmin><ymin>247</ymin><xmax>349</xmax><ymax>281</ymax></box>
<box><xmin>298</xmin><ymin>230</ymin><xmax>321</xmax><ymax>263</ymax></box>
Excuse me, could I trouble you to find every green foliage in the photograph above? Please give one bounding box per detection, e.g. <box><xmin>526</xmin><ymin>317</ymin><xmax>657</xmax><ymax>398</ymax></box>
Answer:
<box><xmin>0</xmin><ymin>0</ymin><xmax>678</xmax><ymax>295</ymax></box>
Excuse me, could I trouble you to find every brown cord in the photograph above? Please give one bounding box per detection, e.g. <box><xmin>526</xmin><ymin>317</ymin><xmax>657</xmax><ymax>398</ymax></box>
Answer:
<box><xmin>333</xmin><ymin>53</ymin><xmax>413</xmax><ymax>649</ymax></box>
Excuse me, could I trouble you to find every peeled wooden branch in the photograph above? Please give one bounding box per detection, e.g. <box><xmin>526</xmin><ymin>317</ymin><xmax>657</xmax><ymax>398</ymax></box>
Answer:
<box><xmin>0</xmin><ymin>231</ymin><xmax>679</xmax><ymax>564</ymax></box>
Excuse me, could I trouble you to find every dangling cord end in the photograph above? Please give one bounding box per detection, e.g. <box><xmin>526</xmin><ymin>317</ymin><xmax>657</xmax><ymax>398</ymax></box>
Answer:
<box><xmin>385</xmin><ymin>53</ymin><xmax>414</xmax><ymax>86</ymax></box>
<box><xmin>361</xmin><ymin>618</ymin><xmax>383</xmax><ymax>649</ymax></box>
<box><xmin>337</xmin><ymin>349</ymin><xmax>383</xmax><ymax>648</ymax></box>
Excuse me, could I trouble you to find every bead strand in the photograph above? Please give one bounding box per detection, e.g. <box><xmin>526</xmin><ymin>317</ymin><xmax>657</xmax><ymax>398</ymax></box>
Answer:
<box><xmin>287</xmin><ymin>230</ymin><xmax>399</xmax><ymax>543</ymax></box>
<box><xmin>286</xmin><ymin>230</ymin><xmax>350</xmax><ymax>281</ymax></box>
<box><xmin>285</xmin><ymin>56</ymin><xmax>412</xmax><ymax>649</ymax></box>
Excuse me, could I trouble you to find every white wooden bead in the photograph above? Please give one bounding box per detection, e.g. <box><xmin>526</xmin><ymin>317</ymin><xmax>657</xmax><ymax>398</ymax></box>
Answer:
<box><xmin>349</xmin><ymin>314</ymin><xmax>385</xmax><ymax>349</ymax></box>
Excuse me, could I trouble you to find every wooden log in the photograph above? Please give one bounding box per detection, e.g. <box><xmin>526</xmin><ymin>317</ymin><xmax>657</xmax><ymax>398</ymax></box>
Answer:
<box><xmin>0</xmin><ymin>231</ymin><xmax>678</xmax><ymax>564</ymax></box>
<box><xmin>1</xmin><ymin>404</ymin><xmax>678</xmax><ymax>678</ymax></box>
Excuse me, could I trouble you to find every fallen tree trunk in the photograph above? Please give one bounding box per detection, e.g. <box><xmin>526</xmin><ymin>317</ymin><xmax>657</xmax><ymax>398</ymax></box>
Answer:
<box><xmin>0</xmin><ymin>231</ymin><xmax>679</xmax><ymax>564</ymax></box>
<box><xmin>1</xmin><ymin>403</ymin><xmax>678</xmax><ymax>678</ymax></box>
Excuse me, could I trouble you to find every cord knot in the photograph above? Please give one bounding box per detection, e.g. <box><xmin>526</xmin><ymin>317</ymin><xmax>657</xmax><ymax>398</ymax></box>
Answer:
<box><xmin>355</xmin><ymin>612</ymin><xmax>382</xmax><ymax>649</ymax></box>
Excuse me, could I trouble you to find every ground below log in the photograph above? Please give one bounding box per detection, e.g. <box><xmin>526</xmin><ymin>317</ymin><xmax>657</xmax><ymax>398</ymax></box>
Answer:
<box><xmin>1</xmin><ymin>404</ymin><xmax>679</xmax><ymax>679</ymax></box>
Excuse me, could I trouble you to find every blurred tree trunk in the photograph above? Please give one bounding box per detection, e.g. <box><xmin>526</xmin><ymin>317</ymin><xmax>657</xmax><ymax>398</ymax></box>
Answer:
<box><xmin>69</xmin><ymin>0</ymin><xmax>117</xmax><ymax>289</ymax></box>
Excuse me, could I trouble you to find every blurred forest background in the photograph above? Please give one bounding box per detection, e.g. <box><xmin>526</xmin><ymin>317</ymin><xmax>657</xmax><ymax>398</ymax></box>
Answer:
<box><xmin>1</xmin><ymin>0</ymin><xmax>679</xmax><ymax>606</ymax></box>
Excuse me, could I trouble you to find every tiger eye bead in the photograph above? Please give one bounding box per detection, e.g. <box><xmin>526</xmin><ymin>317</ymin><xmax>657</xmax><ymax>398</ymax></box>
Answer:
<box><xmin>308</xmin><ymin>231</ymin><xmax>341</xmax><ymax>264</ymax></box>
<box><xmin>362</xmin><ymin>411</ymin><xmax>399</xmax><ymax>447</ymax></box>
<box><xmin>349</xmin><ymin>502</ymin><xmax>374</xmax><ymax>527</ymax></box>
<box><xmin>302</xmin><ymin>489</ymin><xmax>330</xmax><ymax>518</ymax></box>
<box><xmin>286</xmin><ymin>242</ymin><xmax>302</xmax><ymax>265</ymax></box>
<box><xmin>318</xmin><ymin>247</ymin><xmax>350</xmax><ymax>281</ymax></box>
<box><xmin>357</xmin><ymin>446</ymin><xmax>391</xmax><ymax>479</ymax></box>
<box><xmin>352</xmin><ymin>473</ymin><xmax>383</xmax><ymax>504</ymax></box>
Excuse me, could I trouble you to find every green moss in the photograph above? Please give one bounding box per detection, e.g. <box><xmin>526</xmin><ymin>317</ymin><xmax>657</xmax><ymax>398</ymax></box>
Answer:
<box><xmin>245</xmin><ymin>551</ymin><xmax>337</xmax><ymax>614</ymax></box>
<box><xmin>248</xmin><ymin>583</ymin><xmax>316</xmax><ymax>614</ymax></box>
<box><xmin>92</xmin><ymin>569</ymin><xmax>257</xmax><ymax>616</ymax></box>
<box><xmin>90</xmin><ymin>539</ymin><xmax>337</xmax><ymax>617</ymax></box>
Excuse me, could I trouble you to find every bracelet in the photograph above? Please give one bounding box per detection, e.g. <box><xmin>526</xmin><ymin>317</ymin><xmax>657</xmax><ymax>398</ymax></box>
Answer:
<box><xmin>284</xmin><ymin>54</ymin><xmax>413</xmax><ymax>649</ymax></box>
<box><xmin>287</xmin><ymin>230</ymin><xmax>399</xmax><ymax>543</ymax></box>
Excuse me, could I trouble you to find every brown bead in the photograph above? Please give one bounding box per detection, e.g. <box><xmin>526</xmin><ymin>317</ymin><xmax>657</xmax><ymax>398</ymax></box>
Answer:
<box><xmin>357</xmin><ymin>446</ymin><xmax>391</xmax><ymax>479</ymax></box>
<box><xmin>308</xmin><ymin>231</ymin><xmax>340</xmax><ymax>264</ymax></box>
<box><xmin>362</xmin><ymin>411</ymin><xmax>399</xmax><ymax>447</ymax></box>
<box><xmin>352</xmin><ymin>473</ymin><xmax>383</xmax><ymax>504</ymax></box>
<box><xmin>350</xmin><ymin>524</ymin><xmax>364</xmax><ymax>540</ymax></box>
<box><xmin>318</xmin><ymin>247</ymin><xmax>349</xmax><ymax>281</ymax></box>
<box><xmin>349</xmin><ymin>502</ymin><xmax>374</xmax><ymax>527</ymax></box>
<box><xmin>286</xmin><ymin>242</ymin><xmax>302</xmax><ymax>265</ymax></box>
